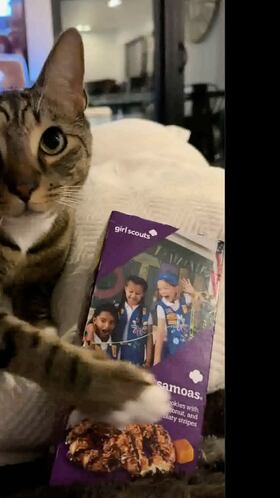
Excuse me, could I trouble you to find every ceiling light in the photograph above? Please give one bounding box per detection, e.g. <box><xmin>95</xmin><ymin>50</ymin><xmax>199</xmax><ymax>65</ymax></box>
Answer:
<box><xmin>108</xmin><ymin>0</ymin><xmax>122</xmax><ymax>8</ymax></box>
<box><xmin>76</xmin><ymin>24</ymin><xmax>92</xmax><ymax>33</ymax></box>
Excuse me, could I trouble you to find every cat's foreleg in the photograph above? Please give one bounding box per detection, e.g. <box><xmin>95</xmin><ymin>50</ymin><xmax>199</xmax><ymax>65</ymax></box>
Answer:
<box><xmin>0</xmin><ymin>313</ymin><xmax>170</xmax><ymax>425</ymax></box>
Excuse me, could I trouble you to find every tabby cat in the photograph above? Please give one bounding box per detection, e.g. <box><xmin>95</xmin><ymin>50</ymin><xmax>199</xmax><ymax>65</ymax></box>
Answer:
<box><xmin>0</xmin><ymin>27</ymin><xmax>169</xmax><ymax>459</ymax></box>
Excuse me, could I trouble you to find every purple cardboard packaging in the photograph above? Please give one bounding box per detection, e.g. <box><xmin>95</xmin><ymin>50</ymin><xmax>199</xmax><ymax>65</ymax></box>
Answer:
<box><xmin>50</xmin><ymin>211</ymin><xmax>224</xmax><ymax>486</ymax></box>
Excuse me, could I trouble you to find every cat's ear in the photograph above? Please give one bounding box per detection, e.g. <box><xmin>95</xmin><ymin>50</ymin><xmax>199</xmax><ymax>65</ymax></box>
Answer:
<box><xmin>34</xmin><ymin>28</ymin><xmax>86</xmax><ymax>112</ymax></box>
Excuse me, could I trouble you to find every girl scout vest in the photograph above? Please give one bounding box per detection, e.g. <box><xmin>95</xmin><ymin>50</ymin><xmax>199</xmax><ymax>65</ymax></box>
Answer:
<box><xmin>118</xmin><ymin>306</ymin><xmax>149</xmax><ymax>365</ymax></box>
<box><xmin>93</xmin><ymin>341</ymin><xmax>117</xmax><ymax>360</ymax></box>
<box><xmin>160</xmin><ymin>297</ymin><xmax>191</xmax><ymax>356</ymax></box>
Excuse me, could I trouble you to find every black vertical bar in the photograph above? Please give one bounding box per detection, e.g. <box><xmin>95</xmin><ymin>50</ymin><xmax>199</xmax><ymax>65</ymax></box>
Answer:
<box><xmin>51</xmin><ymin>0</ymin><xmax>62</xmax><ymax>39</ymax></box>
<box><xmin>153</xmin><ymin>0</ymin><xmax>185</xmax><ymax>125</ymax></box>
<box><xmin>164</xmin><ymin>0</ymin><xmax>185</xmax><ymax>125</ymax></box>
<box><xmin>153</xmin><ymin>0</ymin><xmax>165</xmax><ymax>123</ymax></box>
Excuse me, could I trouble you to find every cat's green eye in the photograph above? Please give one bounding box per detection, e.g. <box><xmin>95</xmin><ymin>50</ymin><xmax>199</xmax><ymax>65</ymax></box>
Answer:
<box><xmin>40</xmin><ymin>127</ymin><xmax>67</xmax><ymax>155</ymax></box>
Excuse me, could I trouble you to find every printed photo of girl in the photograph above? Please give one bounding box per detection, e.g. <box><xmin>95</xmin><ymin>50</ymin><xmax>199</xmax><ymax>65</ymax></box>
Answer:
<box><xmin>115</xmin><ymin>275</ymin><xmax>154</xmax><ymax>368</ymax></box>
<box><xmin>153</xmin><ymin>273</ymin><xmax>196</xmax><ymax>365</ymax></box>
<box><xmin>83</xmin><ymin>303</ymin><xmax>119</xmax><ymax>359</ymax></box>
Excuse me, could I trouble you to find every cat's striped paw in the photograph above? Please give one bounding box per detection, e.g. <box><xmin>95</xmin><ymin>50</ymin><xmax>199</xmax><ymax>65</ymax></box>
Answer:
<box><xmin>104</xmin><ymin>383</ymin><xmax>171</xmax><ymax>429</ymax></box>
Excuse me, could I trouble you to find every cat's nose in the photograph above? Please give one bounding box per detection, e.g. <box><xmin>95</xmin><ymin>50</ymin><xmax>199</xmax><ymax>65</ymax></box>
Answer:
<box><xmin>12</xmin><ymin>181</ymin><xmax>38</xmax><ymax>203</ymax></box>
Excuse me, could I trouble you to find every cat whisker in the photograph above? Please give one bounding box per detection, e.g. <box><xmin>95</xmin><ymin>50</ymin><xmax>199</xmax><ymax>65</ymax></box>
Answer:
<box><xmin>61</xmin><ymin>197</ymin><xmax>80</xmax><ymax>204</ymax></box>
<box><xmin>62</xmin><ymin>191</ymin><xmax>82</xmax><ymax>195</ymax></box>
<box><xmin>59</xmin><ymin>190</ymin><xmax>82</xmax><ymax>193</ymax></box>
<box><xmin>59</xmin><ymin>202</ymin><xmax>79</xmax><ymax>208</ymax></box>
<box><xmin>59</xmin><ymin>186</ymin><xmax>82</xmax><ymax>190</ymax></box>
<box><xmin>60</xmin><ymin>185</ymin><xmax>82</xmax><ymax>188</ymax></box>
<box><xmin>48</xmin><ymin>194</ymin><xmax>82</xmax><ymax>204</ymax></box>
<box><xmin>60</xmin><ymin>199</ymin><xmax>81</xmax><ymax>204</ymax></box>
<box><xmin>60</xmin><ymin>195</ymin><xmax>81</xmax><ymax>203</ymax></box>
<box><xmin>60</xmin><ymin>190</ymin><xmax>84</xmax><ymax>196</ymax></box>
<box><xmin>48</xmin><ymin>185</ymin><xmax>82</xmax><ymax>193</ymax></box>
<box><xmin>60</xmin><ymin>194</ymin><xmax>83</xmax><ymax>201</ymax></box>
<box><xmin>56</xmin><ymin>200</ymin><xmax>76</xmax><ymax>210</ymax></box>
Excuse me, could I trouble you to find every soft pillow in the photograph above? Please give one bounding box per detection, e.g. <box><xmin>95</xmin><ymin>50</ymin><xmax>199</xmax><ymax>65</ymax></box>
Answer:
<box><xmin>52</xmin><ymin>121</ymin><xmax>224</xmax><ymax>393</ymax></box>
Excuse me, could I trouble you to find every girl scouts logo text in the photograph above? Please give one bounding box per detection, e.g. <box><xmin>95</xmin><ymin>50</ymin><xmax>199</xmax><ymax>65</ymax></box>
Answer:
<box><xmin>114</xmin><ymin>225</ymin><xmax>158</xmax><ymax>239</ymax></box>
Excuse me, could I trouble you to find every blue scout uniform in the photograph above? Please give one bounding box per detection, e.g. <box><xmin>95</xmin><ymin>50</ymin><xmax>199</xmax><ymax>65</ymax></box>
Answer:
<box><xmin>159</xmin><ymin>297</ymin><xmax>191</xmax><ymax>357</ymax></box>
<box><xmin>118</xmin><ymin>305</ymin><xmax>150</xmax><ymax>366</ymax></box>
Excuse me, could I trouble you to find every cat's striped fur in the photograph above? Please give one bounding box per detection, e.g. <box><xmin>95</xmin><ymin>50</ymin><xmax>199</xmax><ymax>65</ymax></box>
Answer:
<box><xmin>0</xmin><ymin>29</ymin><xmax>170</xmax><ymax>428</ymax></box>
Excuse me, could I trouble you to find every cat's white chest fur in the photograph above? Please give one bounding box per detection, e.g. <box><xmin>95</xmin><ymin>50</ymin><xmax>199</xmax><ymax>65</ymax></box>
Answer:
<box><xmin>2</xmin><ymin>212</ymin><xmax>57</xmax><ymax>254</ymax></box>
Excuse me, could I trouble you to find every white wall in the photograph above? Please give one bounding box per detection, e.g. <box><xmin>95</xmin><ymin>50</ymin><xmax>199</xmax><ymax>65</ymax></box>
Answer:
<box><xmin>82</xmin><ymin>20</ymin><xmax>153</xmax><ymax>83</ymax></box>
<box><xmin>184</xmin><ymin>0</ymin><xmax>225</xmax><ymax>89</ymax></box>
<box><xmin>82</xmin><ymin>32</ymin><xmax>123</xmax><ymax>83</ymax></box>
<box><xmin>24</xmin><ymin>0</ymin><xmax>54</xmax><ymax>84</ymax></box>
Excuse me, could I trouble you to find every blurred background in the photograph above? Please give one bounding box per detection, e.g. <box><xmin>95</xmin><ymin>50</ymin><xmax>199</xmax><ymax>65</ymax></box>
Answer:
<box><xmin>0</xmin><ymin>0</ymin><xmax>224</xmax><ymax>166</ymax></box>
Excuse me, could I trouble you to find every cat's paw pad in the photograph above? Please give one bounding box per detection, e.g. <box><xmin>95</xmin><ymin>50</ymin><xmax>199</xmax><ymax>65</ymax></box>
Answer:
<box><xmin>104</xmin><ymin>384</ymin><xmax>171</xmax><ymax>428</ymax></box>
